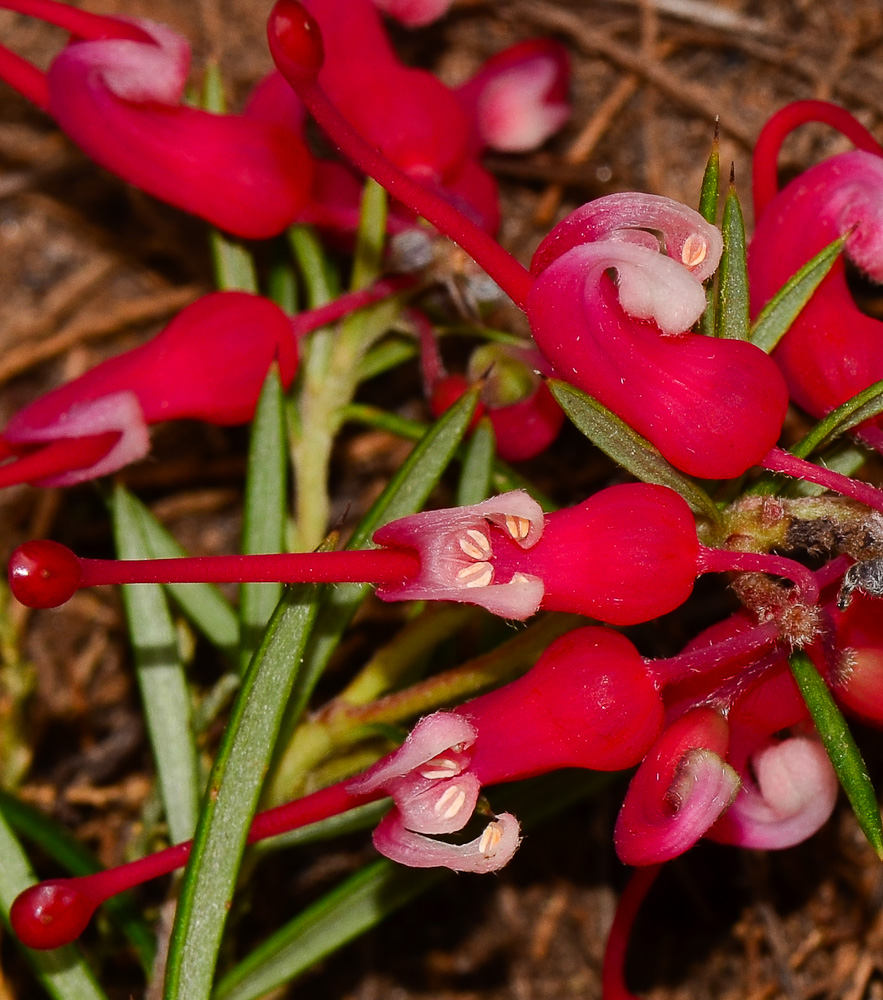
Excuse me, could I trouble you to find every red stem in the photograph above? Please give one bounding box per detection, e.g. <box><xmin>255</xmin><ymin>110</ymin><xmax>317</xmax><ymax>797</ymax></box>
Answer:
<box><xmin>648</xmin><ymin>620</ymin><xmax>781</xmax><ymax>687</ymax></box>
<box><xmin>753</xmin><ymin>100</ymin><xmax>883</xmax><ymax>219</ymax></box>
<box><xmin>696</xmin><ymin>544</ymin><xmax>819</xmax><ymax>606</ymax></box>
<box><xmin>760</xmin><ymin>446</ymin><xmax>883</xmax><ymax>519</ymax></box>
<box><xmin>0</xmin><ymin>44</ymin><xmax>49</xmax><ymax>108</ymax></box>
<box><xmin>601</xmin><ymin>865</ymin><xmax>662</xmax><ymax>1000</ymax></box>
<box><xmin>0</xmin><ymin>433</ymin><xmax>118</xmax><ymax>488</ymax></box>
<box><xmin>290</xmin><ymin>275</ymin><xmax>415</xmax><ymax>339</ymax></box>
<box><xmin>268</xmin><ymin>7</ymin><xmax>534</xmax><ymax>311</ymax></box>
<box><xmin>78</xmin><ymin>546</ymin><xmax>420</xmax><ymax>588</ymax></box>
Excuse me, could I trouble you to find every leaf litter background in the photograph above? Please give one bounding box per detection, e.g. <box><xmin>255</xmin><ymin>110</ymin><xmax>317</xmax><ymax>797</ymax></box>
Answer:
<box><xmin>2</xmin><ymin>1</ymin><xmax>883</xmax><ymax>998</ymax></box>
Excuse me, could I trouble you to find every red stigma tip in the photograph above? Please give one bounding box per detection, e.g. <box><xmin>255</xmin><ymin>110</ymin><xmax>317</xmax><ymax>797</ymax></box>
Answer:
<box><xmin>268</xmin><ymin>0</ymin><xmax>325</xmax><ymax>81</ymax></box>
<box><xmin>11</xmin><ymin>881</ymin><xmax>97</xmax><ymax>950</ymax></box>
<box><xmin>8</xmin><ymin>540</ymin><xmax>82</xmax><ymax>609</ymax></box>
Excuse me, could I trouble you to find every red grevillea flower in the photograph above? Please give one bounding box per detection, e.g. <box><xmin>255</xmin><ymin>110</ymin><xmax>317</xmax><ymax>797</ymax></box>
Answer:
<box><xmin>268</xmin><ymin>3</ymin><xmax>790</xmax><ymax>480</ymax></box>
<box><xmin>10</xmin><ymin>482</ymin><xmax>820</xmax><ymax>629</ymax></box>
<box><xmin>0</xmin><ymin>278</ymin><xmax>407</xmax><ymax>488</ymax></box>
<box><xmin>10</xmin><ymin>625</ymin><xmax>665</xmax><ymax>947</ymax></box>
<box><xmin>526</xmin><ymin>192</ymin><xmax>789</xmax><ymax>478</ymax></box>
<box><xmin>0</xmin><ymin>0</ymin><xmax>313</xmax><ymax>238</ymax></box>
<box><xmin>749</xmin><ymin>101</ymin><xmax>883</xmax><ymax>442</ymax></box>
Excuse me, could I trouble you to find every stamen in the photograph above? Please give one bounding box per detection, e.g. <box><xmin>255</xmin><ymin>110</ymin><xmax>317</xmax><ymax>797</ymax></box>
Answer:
<box><xmin>680</xmin><ymin>234</ymin><xmax>708</xmax><ymax>268</ymax></box>
<box><xmin>478</xmin><ymin>820</ymin><xmax>503</xmax><ymax>855</ymax></box>
<box><xmin>456</xmin><ymin>562</ymin><xmax>494</xmax><ymax>588</ymax></box>
<box><xmin>434</xmin><ymin>785</ymin><xmax>467</xmax><ymax>819</ymax></box>
<box><xmin>504</xmin><ymin>514</ymin><xmax>532</xmax><ymax>541</ymax></box>
<box><xmin>419</xmin><ymin>756</ymin><xmax>460</xmax><ymax>779</ymax></box>
<box><xmin>459</xmin><ymin>529</ymin><xmax>492</xmax><ymax>560</ymax></box>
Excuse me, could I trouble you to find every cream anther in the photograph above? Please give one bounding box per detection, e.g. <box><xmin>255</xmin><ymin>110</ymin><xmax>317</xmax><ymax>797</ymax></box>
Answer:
<box><xmin>478</xmin><ymin>821</ymin><xmax>503</xmax><ymax>855</ymax></box>
<box><xmin>459</xmin><ymin>529</ymin><xmax>492</xmax><ymax>560</ymax></box>
<box><xmin>680</xmin><ymin>234</ymin><xmax>708</xmax><ymax>268</ymax></box>
<box><xmin>434</xmin><ymin>785</ymin><xmax>467</xmax><ymax>819</ymax></box>
<box><xmin>420</xmin><ymin>756</ymin><xmax>460</xmax><ymax>779</ymax></box>
<box><xmin>504</xmin><ymin>514</ymin><xmax>532</xmax><ymax>541</ymax></box>
<box><xmin>456</xmin><ymin>562</ymin><xmax>494</xmax><ymax>588</ymax></box>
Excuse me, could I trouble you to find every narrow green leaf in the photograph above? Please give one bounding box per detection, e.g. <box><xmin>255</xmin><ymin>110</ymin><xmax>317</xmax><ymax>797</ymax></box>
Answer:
<box><xmin>163</xmin><ymin>584</ymin><xmax>322</xmax><ymax>1000</ymax></box>
<box><xmin>351</xmin><ymin>179</ymin><xmax>388</xmax><ymax>290</ymax></box>
<box><xmin>698</xmin><ymin>123</ymin><xmax>720</xmax><ymax>338</ymax></box>
<box><xmin>548</xmin><ymin>379</ymin><xmax>722</xmax><ymax>528</ymax></box>
<box><xmin>789</xmin><ymin>376</ymin><xmax>883</xmax><ymax>459</ymax></box>
<box><xmin>789</xmin><ymin>650</ymin><xmax>883</xmax><ymax>857</ymax></box>
<box><xmin>215</xmin><ymin>771</ymin><xmax>611</xmax><ymax>1000</ymax></box>
<box><xmin>715</xmin><ymin>180</ymin><xmax>749</xmax><ymax>341</ymax></box>
<box><xmin>288</xmin><ymin>226</ymin><xmax>338</xmax><ymax>308</ymax></box>
<box><xmin>698</xmin><ymin>123</ymin><xmax>720</xmax><ymax>225</ymax></box>
<box><xmin>240</xmin><ymin>367</ymin><xmax>288</xmax><ymax>671</ymax></box>
<box><xmin>357</xmin><ymin>337</ymin><xmax>418</xmax><ymax>382</ymax></box>
<box><xmin>0</xmin><ymin>791</ymin><xmax>154</xmax><ymax>970</ymax></box>
<box><xmin>268</xmin><ymin>257</ymin><xmax>299</xmax><ymax>313</ymax></box>
<box><xmin>209</xmin><ymin>232</ymin><xmax>260</xmax><ymax>293</ymax></box>
<box><xmin>0</xmin><ymin>808</ymin><xmax>109</xmax><ymax>1000</ymax></box>
<box><xmin>120</xmin><ymin>488</ymin><xmax>239</xmax><ymax>663</ymax></box>
<box><xmin>213</xmin><ymin>860</ymin><xmax>441</xmax><ymax>1000</ymax></box>
<box><xmin>749</xmin><ymin>236</ymin><xmax>846</xmax><ymax>354</ymax></box>
<box><xmin>113</xmin><ymin>487</ymin><xmax>200</xmax><ymax>845</ymax></box>
<box><xmin>456</xmin><ymin>416</ymin><xmax>495</xmax><ymax>506</ymax></box>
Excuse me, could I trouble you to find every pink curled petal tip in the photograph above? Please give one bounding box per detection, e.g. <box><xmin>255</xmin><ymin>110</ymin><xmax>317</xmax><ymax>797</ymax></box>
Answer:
<box><xmin>3</xmin><ymin>392</ymin><xmax>149</xmax><ymax>487</ymax></box>
<box><xmin>614</xmin><ymin>708</ymin><xmax>739</xmax><ymax>866</ymax></box>
<box><xmin>457</xmin><ymin>38</ymin><xmax>570</xmax><ymax>154</ymax></box>
<box><xmin>710</xmin><ymin>736</ymin><xmax>838</xmax><ymax>849</ymax></box>
<box><xmin>373</xmin><ymin>491</ymin><xmax>546</xmax><ymax>620</ymax></box>
<box><xmin>530</xmin><ymin>191</ymin><xmax>722</xmax><ymax>281</ymax></box>
<box><xmin>372</xmin><ymin>808</ymin><xmax>521</xmax><ymax>873</ymax></box>
<box><xmin>347</xmin><ymin>712</ymin><xmax>478</xmax><ymax>794</ymax></box>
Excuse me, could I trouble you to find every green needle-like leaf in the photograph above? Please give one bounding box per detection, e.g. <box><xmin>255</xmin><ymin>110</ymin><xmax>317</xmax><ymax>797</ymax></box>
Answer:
<box><xmin>698</xmin><ymin>123</ymin><xmax>720</xmax><ymax>337</ymax></box>
<box><xmin>549</xmin><ymin>379</ymin><xmax>722</xmax><ymax>529</ymax></box>
<box><xmin>113</xmin><ymin>487</ymin><xmax>200</xmax><ymax>846</ymax></box>
<box><xmin>0</xmin><ymin>808</ymin><xmax>109</xmax><ymax>1000</ymax></box>
<box><xmin>213</xmin><ymin>860</ymin><xmax>441</xmax><ymax>1000</ymax></box>
<box><xmin>789</xmin><ymin>377</ymin><xmax>883</xmax><ymax>459</ymax></box>
<box><xmin>351</xmin><ymin>179</ymin><xmax>388</xmax><ymax>290</ymax></box>
<box><xmin>163</xmin><ymin>584</ymin><xmax>322</xmax><ymax>1000</ymax></box>
<box><xmin>240</xmin><ymin>367</ymin><xmax>288</xmax><ymax>672</ymax></box>
<box><xmin>788</xmin><ymin>650</ymin><xmax>883</xmax><ymax>858</ymax></box>
<box><xmin>749</xmin><ymin>236</ymin><xmax>846</xmax><ymax>354</ymax></box>
<box><xmin>715</xmin><ymin>180</ymin><xmax>749</xmax><ymax>341</ymax></box>
<box><xmin>456</xmin><ymin>416</ymin><xmax>495</xmax><ymax>506</ymax></box>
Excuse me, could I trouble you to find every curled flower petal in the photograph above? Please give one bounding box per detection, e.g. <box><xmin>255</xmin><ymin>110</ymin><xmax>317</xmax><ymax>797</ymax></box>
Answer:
<box><xmin>710</xmin><ymin>736</ymin><xmax>838</xmax><ymax>849</ymax></box>
<box><xmin>372</xmin><ymin>807</ymin><xmax>521</xmax><ymax>873</ymax></box>
<box><xmin>374</xmin><ymin>491</ymin><xmax>546</xmax><ymax>619</ymax></box>
<box><xmin>2</xmin><ymin>391</ymin><xmax>148</xmax><ymax>487</ymax></box>
<box><xmin>614</xmin><ymin>708</ymin><xmax>739</xmax><ymax>866</ymax></box>
<box><xmin>348</xmin><ymin>713</ymin><xmax>477</xmax><ymax>794</ymax></box>
<box><xmin>530</xmin><ymin>191</ymin><xmax>722</xmax><ymax>282</ymax></box>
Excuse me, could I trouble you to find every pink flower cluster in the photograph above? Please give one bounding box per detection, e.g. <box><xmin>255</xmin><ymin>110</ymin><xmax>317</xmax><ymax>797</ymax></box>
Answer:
<box><xmin>4</xmin><ymin>2</ymin><xmax>883</xmax><ymax>997</ymax></box>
